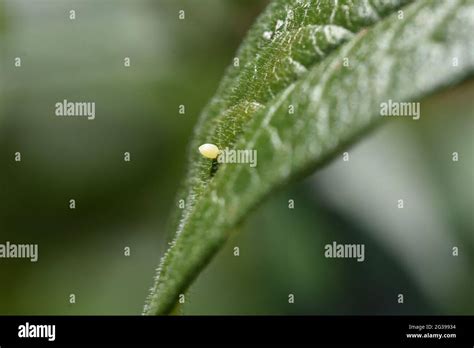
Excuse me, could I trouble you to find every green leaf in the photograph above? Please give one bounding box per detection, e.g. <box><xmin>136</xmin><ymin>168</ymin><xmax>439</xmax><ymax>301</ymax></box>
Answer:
<box><xmin>144</xmin><ymin>0</ymin><xmax>474</xmax><ymax>315</ymax></box>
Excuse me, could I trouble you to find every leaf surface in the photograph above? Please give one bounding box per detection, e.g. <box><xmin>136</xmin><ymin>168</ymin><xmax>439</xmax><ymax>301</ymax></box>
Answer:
<box><xmin>144</xmin><ymin>0</ymin><xmax>474</xmax><ymax>315</ymax></box>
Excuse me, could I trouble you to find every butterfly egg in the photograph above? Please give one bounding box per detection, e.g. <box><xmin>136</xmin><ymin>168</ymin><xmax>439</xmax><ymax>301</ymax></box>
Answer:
<box><xmin>198</xmin><ymin>143</ymin><xmax>220</xmax><ymax>159</ymax></box>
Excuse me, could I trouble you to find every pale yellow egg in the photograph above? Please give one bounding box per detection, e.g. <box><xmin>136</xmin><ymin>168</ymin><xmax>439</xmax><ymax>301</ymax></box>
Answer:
<box><xmin>198</xmin><ymin>143</ymin><xmax>220</xmax><ymax>159</ymax></box>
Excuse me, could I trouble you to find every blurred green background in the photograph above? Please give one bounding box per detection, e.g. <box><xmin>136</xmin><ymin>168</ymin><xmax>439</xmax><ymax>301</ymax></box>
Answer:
<box><xmin>0</xmin><ymin>0</ymin><xmax>472</xmax><ymax>315</ymax></box>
